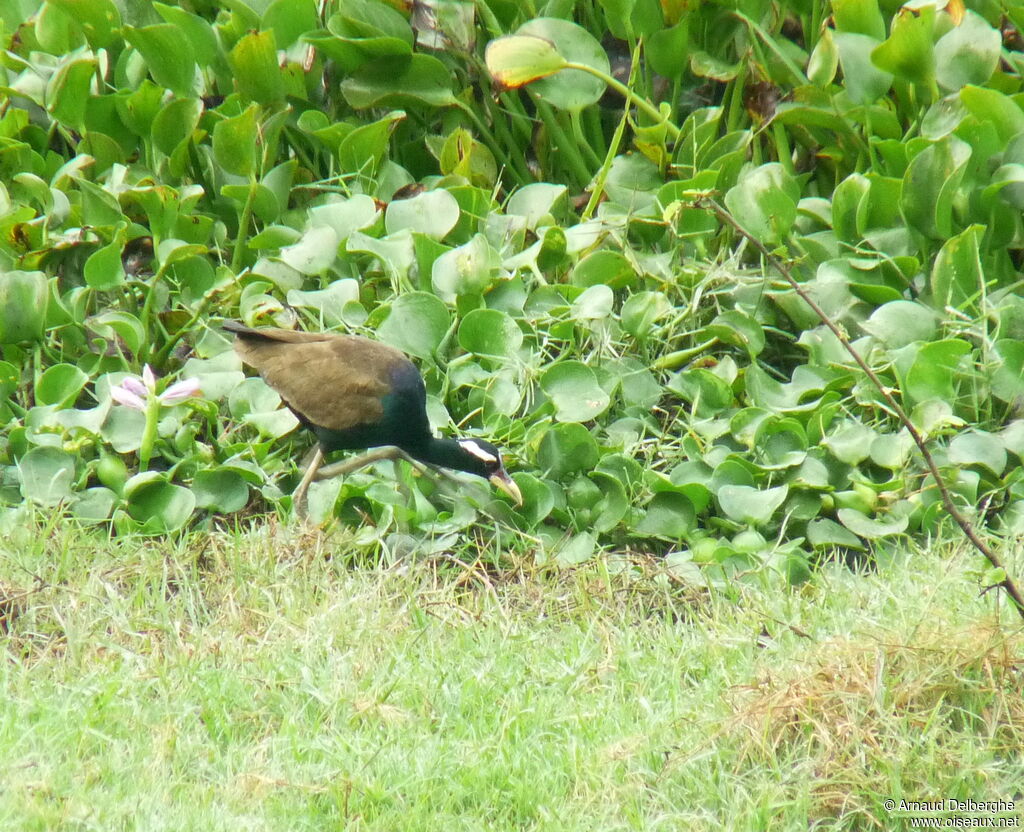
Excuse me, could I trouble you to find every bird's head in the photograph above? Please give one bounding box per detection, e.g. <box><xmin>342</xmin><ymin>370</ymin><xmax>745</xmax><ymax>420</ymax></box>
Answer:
<box><xmin>455</xmin><ymin>438</ymin><xmax>522</xmax><ymax>505</ymax></box>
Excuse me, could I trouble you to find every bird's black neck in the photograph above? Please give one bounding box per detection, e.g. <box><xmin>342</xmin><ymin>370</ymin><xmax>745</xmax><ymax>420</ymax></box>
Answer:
<box><xmin>409</xmin><ymin>436</ymin><xmax>472</xmax><ymax>471</ymax></box>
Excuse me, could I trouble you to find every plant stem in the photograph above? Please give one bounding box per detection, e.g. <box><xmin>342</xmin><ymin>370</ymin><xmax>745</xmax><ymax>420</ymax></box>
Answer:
<box><xmin>139</xmin><ymin>396</ymin><xmax>161</xmax><ymax>472</ymax></box>
<box><xmin>230</xmin><ymin>176</ymin><xmax>258</xmax><ymax>274</ymax></box>
<box><xmin>564</xmin><ymin>61</ymin><xmax>681</xmax><ymax>141</ymax></box>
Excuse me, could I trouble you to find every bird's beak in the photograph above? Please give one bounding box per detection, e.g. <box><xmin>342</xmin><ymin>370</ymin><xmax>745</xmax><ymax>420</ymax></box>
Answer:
<box><xmin>489</xmin><ymin>468</ymin><xmax>523</xmax><ymax>506</ymax></box>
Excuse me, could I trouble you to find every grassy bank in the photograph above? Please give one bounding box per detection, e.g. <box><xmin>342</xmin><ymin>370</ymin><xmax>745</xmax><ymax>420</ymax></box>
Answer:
<box><xmin>1</xmin><ymin>517</ymin><xmax>1022</xmax><ymax>830</ymax></box>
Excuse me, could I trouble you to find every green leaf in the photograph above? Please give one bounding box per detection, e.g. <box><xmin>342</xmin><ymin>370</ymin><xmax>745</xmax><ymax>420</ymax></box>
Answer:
<box><xmin>213</xmin><ymin>104</ymin><xmax>260</xmax><ymax>178</ymax></box>
<box><xmin>948</xmin><ymin>430</ymin><xmax>1007</xmax><ymax>477</ymax></box>
<box><xmin>536</xmin><ymin>423</ymin><xmax>599</xmax><ymax>478</ymax></box>
<box><xmin>0</xmin><ymin>270</ymin><xmax>48</xmax><ymax>344</ymax></box>
<box><xmin>342</xmin><ymin>54</ymin><xmax>458</xmax><ymax>110</ymax></box>
<box><xmin>837</xmin><ymin>508</ymin><xmax>908</xmax><ymax>539</ymax></box>
<box><xmin>717</xmin><ymin>484</ymin><xmax>789</xmax><ymax>526</ymax></box>
<box><xmin>431</xmin><ymin>234</ymin><xmax>496</xmax><ymax>299</ymax></box>
<box><xmin>861</xmin><ymin>300</ymin><xmax>937</xmax><ymax>349</ymax></box>
<box><xmin>930</xmin><ymin>225</ymin><xmax>983</xmax><ymax>310</ymax></box>
<box><xmin>36</xmin><ymin>364</ymin><xmax>88</xmax><ymax>408</ymax></box>
<box><xmin>541</xmin><ymin>362</ymin><xmax>611</xmax><ymax>423</ymax></box>
<box><xmin>900</xmin><ymin>136</ymin><xmax>971</xmax><ymax>239</ymax></box>
<box><xmin>125</xmin><ymin>473</ymin><xmax>196</xmax><ymax>533</ymax></box>
<box><xmin>724</xmin><ymin>163</ymin><xmax>799</xmax><ymax>244</ymax></box>
<box><xmin>193</xmin><ymin>468</ymin><xmax>250</xmax><ymax>513</ymax></box>
<box><xmin>513</xmin><ymin>18</ymin><xmax>609</xmax><ymax>111</ymax></box>
<box><xmin>385</xmin><ymin>189</ymin><xmax>460</xmax><ymax>239</ymax></box>
<box><xmin>621</xmin><ymin>291</ymin><xmax>670</xmax><ymax>340</ymax></box>
<box><xmin>871</xmin><ymin>5</ymin><xmax>935</xmax><ymax>88</ymax></box>
<box><xmin>807</xmin><ymin>518</ymin><xmax>865</xmax><ymax>550</ymax></box>
<box><xmin>377</xmin><ymin>292</ymin><xmax>451</xmax><ymax>360</ymax></box>
<box><xmin>458</xmin><ymin>309</ymin><xmax>523</xmax><ymax>359</ymax></box>
<box><xmin>125</xmin><ymin>24</ymin><xmax>196</xmax><ymax>96</ymax></box>
<box><xmin>935</xmin><ymin>11</ymin><xmax>1001</xmax><ymax>91</ymax></box>
<box><xmin>834</xmin><ymin>32</ymin><xmax>892</xmax><ymax>104</ymax></box>
<box><xmin>18</xmin><ymin>447</ymin><xmax>76</xmax><ymax>505</ymax></box>
<box><xmin>47</xmin><ymin>58</ymin><xmax>96</xmax><ymax>131</ymax></box>
<box><xmin>555</xmin><ymin>531</ymin><xmax>598</xmax><ymax>565</ymax></box>
<box><xmin>230</xmin><ymin>30</ymin><xmax>286</xmax><ymax>105</ymax></box>
<box><xmin>902</xmin><ymin>339</ymin><xmax>972</xmax><ymax>405</ymax></box>
<box><xmin>635</xmin><ymin>492</ymin><xmax>696</xmax><ymax>538</ymax></box>
<box><xmin>485</xmin><ymin>34</ymin><xmax>568</xmax><ymax>88</ymax></box>
<box><xmin>48</xmin><ymin>0</ymin><xmax>121</xmax><ymax>48</ymax></box>
<box><xmin>832</xmin><ymin>0</ymin><xmax>885</xmax><ymax>39</ymax></box>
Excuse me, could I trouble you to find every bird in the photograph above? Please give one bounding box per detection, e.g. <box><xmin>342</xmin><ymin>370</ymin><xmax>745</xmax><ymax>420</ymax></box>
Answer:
<box><xmin>222</xmin><ymin>321</ymin><xmax>522</xmax><ymax>517</ymax></box>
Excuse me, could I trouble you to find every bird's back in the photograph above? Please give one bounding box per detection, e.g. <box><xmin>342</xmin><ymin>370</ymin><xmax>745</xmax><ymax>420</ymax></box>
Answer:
<box><xmin>224</xmin><ymin>323</ymin><xmax>424</xmax><ymax>445</ymax></box>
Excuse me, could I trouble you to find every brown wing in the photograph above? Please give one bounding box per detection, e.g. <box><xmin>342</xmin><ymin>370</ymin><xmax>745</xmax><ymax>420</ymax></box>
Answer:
<box><xmin>225</xmin><ymin>324</ymin><xmax>412</xmax><ymax>432</ymax></box>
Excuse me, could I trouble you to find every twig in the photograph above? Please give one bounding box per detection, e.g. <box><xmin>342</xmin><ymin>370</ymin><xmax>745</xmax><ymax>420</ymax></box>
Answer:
<box><xmin>700</xmin><ymin>196</ymin><xmax>1024</xmax><ymax>622</ymax></box>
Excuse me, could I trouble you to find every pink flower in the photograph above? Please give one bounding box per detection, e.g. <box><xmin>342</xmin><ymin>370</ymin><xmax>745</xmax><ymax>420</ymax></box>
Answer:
<box><xmin>110</xmin><ymin>366</ymin><xmax>202</xmax><ymax>411</ymax></box>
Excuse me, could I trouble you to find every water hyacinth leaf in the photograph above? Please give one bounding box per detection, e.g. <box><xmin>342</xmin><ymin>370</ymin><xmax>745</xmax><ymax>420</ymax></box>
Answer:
<box><xmin>541</xmin><ymin>362</ymin><xmax>611</xmax><ymax>423</ymax></box>
<box><xmin>571</xmin><ymin>285</ymin><xmax>614</xmax><ymax>321</ymax></box>
<box><xmin>0</xmin><ymin>361</ymin><xmax>18</xmax><ymax>400</ymax></box>
<box><xmin>724</xmin><ymin>163</ymin><xmax>799</xmax><ymax>244</ymax></box>
<box><xmin>807</xmin><ymin>517</ymin><xmax>866</xmax><ymax>550</ymax></box>
<box><xmin>960</xmin><ymin>86</ymin><xmax>1024</xmax><ymax>144</ymax></box>
<box><xmin>870</xmin><ymin>5</ymin><xmax>935</xmax><ymax>88</ymax></box>
<box><xmin>193</xmin><ymin>468</ymin><xmax>250</xmax><ymax>513</ymax></box>
<box><xmin>902</xmin><ymin>338</ymin><xmax>972</xmax><ymax>405</ymax></box>
<box><xmin>705</xmin><ymin>310</ymin><xmax>765</xmax><ymax>357</ymax></box>
<box><xmin>279</xmin><ymin>226</ymin><xmax>340</xmax><ymax>275</ymax></box>
<box><xmin>556</xmin><ymin>531</ymin><xmax>597</xmax><ymax>565</ymax></box>
<box><xmin>753</xmin><ymin>418</ymin><xmax>807</xmax><ymax>469</ymax></box>
<box><xmin>571</xmin><ymin>250</ymin><xmax>635</xmax><ymax>289</ymax></box>
<box><xmin>861</xmin><ymin>300</ymin><xmax>937</xmax><ymax>348</ymax></box>
<box><xmin>823</xmin><ymin>420</ymin><xmax>876</xmax><ymax>465</ymax></box>
<box><xmin>18</xmin><ymin>447</ymin><xmax>76</xmax><ymax>505</ymax></box>
<box><xmin>287</xmin><ymin>280</ymin><xmax>360</xmax><ymax>328</ymax></box>
<box><xmin>667</xmin><ymin>369</ymin><xmax>733</xmax><ymax>418</ymax></box>
<box><xmin>934</xmin><ymin>11</ymin><xmax>1001</xmax><ymax>91</ymax></box>
<box><xmin>213</xmin><ymin>104</ymin><xmax>260</xmax><ymax>178</ymax></box>
<box><xmin>229</xmin><ymin>378</ymin><xmax>300</xmax><ymax>438</ymax></box>
<box><xmin>377</xmin><ymin>292</ymin><xmax>450</xmax><ymax>360</ymax></box>
<box><xmin>807</xmin><ymin>26</ymin><xmax>839</xmax><ymax>86</ymax></box>
<box><xmin>834</xmin><ymin>32</ymin><xmax>892</xmax><ymax>104</ymax></box>
<box><xmin>537</xmin><ymin>423</ymin><xmax>599</xmax><ymax>478</ymax></box>
<box><xmin>930</xmin><ymin>225</ymin><xmax>984</xmax><ymax>310</ymax></box>
<box><xmin>0</xmin><ymin>270</ymin><xmax>48</xmax><ymax>344</ymax></box>
<box><xmin>72</xmin><ymin>487</ymin><xmax>118</xmax><ymax>522</ymax></box>
<box><xmin>901</xmin><ymin>135</ymin><xmax>971</xmax><ymax>240</ymax></box>
<box><xmin>837</xmin><ymin>508</ymin><xmax>908</xmax><ymax>539</ymax></box>
<box><xmin>49</xmin><ymin>0</ymin><xmax>121</xmax><ymax>48</ymax></box>
<box><xmin>341</xmin><ymin>54</ymin><xmax>458</xmax><ymax>110</ymax></box>
<box><xmin>832</xmin><ymin>0</ymin><xmax>885</xmax><ymax>39</ymax></box>
<box><xmin>948</xmin><ymin>430</ymin><xmax>1007</xmax><ymax>477</ymax></box>
<box><xmin>590</xmin><ymin>471</ymin><xmax>628</xmax><ymax>533</ymax></box>
<box><xmin>230</xmin><ymin>30</ymin><xmax>285</xmax><ymax>105</ymax></box>
<box><xmin>621</xmin><ymin>291</ymin><xmax>669</xmax><ymax>339</ymax></box>
<box><xmin>634</xmin><ymin>492</ymin><xmax>696</xmax><ymax>538</ymax></box>
<box><xmin>990</xmin><ymin>340</ymin><xmax>1024</xmax><ymax>404</ymax></box>
<box><xmin>512</xmin><ymin>18</ymin><xmax>609</xmax><ymax>111</ymax></box>
<box><xmin>717</xmin><ymin>484</ymin><xmax>789</xmax><ymax>526</ymax></box>
<box><xmin>385</xmin><ymin>189</ymin><xmax>460</xmax><ymax>239</ymax></box>
<box><xmin>485</xmin><ymin>33</ymin><xmax>568</xmax><ymax>88</ymax></box>
<box><xmin>125</xmin><ymin>473</ymin><xmax>196</xmax><ymax>533</ymax></box>
<box><xmin>511</xmin><ymin>472</ymin><xmax>555</xmax><ymax>525</ymax></box>
<box><xmin>35</xmin><ymin>364</ymin><xmax>88</xmax><ymax>408</ymax></box>
<box><xmin>47</xmin><ymin>57</ymin><xmax>96</xmax><ymax>131</ymax></box>
<box><xmin>431</xmin><ymin>234</ymin><xmax>496</xmax><ymax>299</ymax></box>
<box><xmin>125</xmin><ymin>24</ymin><xmax>196</xmax><ymax>96</ymax></box>
<box><xmin>458</xmin><ymin>308</ymin><xmax>523</xmax><ymax>359</ymax></box>
<box><xmin>84</xmin><ymin>238</ymin><xmax>126</xmax><ymax>290</ymax></box>
<box><xmin>506</xmin><ymin>183</ymin><xmax>567</xmax><ymax>229</ymax></box>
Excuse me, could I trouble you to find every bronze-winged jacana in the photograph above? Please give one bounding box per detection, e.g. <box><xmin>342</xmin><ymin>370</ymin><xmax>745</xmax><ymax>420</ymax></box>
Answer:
<box><xmin>223</xmin><ymin>321</ymin><xmax>522</xmax><ymax>517</ymax></box>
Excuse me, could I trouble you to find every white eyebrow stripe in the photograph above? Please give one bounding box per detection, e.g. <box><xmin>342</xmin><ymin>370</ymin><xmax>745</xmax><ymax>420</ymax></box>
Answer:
<box><xmin>460</xmin><ymin>440</ymin><xmax>498</xmax><ymax>463</ymax></box>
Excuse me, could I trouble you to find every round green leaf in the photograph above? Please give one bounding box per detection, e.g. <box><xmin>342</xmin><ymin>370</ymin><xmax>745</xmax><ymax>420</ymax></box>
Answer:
<box><xmin>18</xmin><ymin>446</ymin><xmax>77</xmax><ymax>505</ymax></box>
<box><xmin>935</xmin><ymin>11</ymin><xmax>1000</xmax><ymax>91</ymax></box>
<box><xmin>125</xmin><ymin>24</ymin><xmax>196</xmax><ymax>96</ymax></box>
<box><xmin>717</xmin><ymin>484</ymin><xmax>789</xmax><ymax>526</ymax></box>
<box><xmin>724</xmin><ymin>163</ymin><xmax>799</xmax><ymax>245</ymax></box>
<box><xmin>862</xmin><ymin>300</ymin><xmax>937</xmax><ymax>348</ymax></box>
<box><xmin>536</xmin><ymin>423</ymin><xmax>599</xmax><ymax>478</ymax></box>
<box><xmin>36</xmin><ymin>364</ymin><xmax>88</xmax><ymax>408</ymax></box>
<box><xmin>516</xmin><ymin>18</ymin><xmax>609</xmax><ymax>110</ymax></box>
<box><xmin>431</xmin><ymin>234</ymin><xmax>496</xmax><ymax>299</ymax></box>
<box><xmin>193</xmin><ymin>468</ymin><xmax>250</xmax><ymax>513</ymax></box>
<box><xmin>458</xmin><ymin>308</ymin><xmax>523</xmax><ymax>358</ymax></box>
<box><xmin>837</xmin><ymin>508</ymin><xmax>908</xmax><ymax>539</ymax></box>
<box><xmin>385</xmin><ymin>189</ymin><xmax>460</xmax><ymax>239</ymax></box>
<box><xmin>0</xmin><ymin>270</ymin><xmax>48</xmax><ymax>344</ymax></box>
<box><xmin>125</xmin><ymin>473</ymin><xmax>196</xmax><ymax>532</ymax></box>
<box><xmin>948</xmin><ymin>430</ymin><xmax>1007</xmax><ymax>476</ymax></box>
<box><xmin>71</xmin><ymin>486</ymin><xmax>118</xmax><ymax>522</ymax></box>
<box><xmin>541</xmin><ymin>362</ymin><xmax>611</xmax><ymax>423</ymax></box>
<box><xmin>621</xmin><ymin>291</ymin><xmax>669</xmax><ymax>339</ymax></box>
<box><xmin>634</xmin><ymin>492</ymin><xmax>696</xmax><ymax>538</ymax></box>
<box><xmin>485</xmin><ymin>33</ymin><xmax>568</xmax><ymax>88</ymax></box>
<box><xmin>377</xmin><ymin>292</ymin><xmax>451</xmax><ymax>360</ymax></box>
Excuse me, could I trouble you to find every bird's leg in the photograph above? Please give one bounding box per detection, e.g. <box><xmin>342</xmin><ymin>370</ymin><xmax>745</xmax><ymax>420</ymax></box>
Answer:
<box><xmin>312</xmin><ymin>446</ymin><xmax>412</xmax><ymax>481</ymax></box>
<box><xmin>292</xmin><ymin>445</ymin><xmax>324</xmax><ymax>521</ymax></box>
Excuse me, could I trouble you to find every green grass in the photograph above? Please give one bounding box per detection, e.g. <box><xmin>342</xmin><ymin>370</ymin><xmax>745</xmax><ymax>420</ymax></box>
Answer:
<box><xmin>1</xmin><ymin>515</ymin><xmax>1023</xmax><ymax>830</ymax></box>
